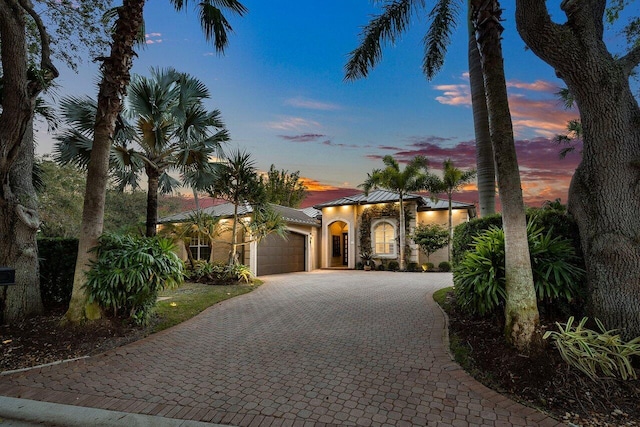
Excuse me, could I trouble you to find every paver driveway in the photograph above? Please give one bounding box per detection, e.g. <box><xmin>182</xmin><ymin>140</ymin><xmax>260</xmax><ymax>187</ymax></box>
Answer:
<box><xmin>0</xmin><ymin>271</ymin><xmax>564</xmax><ymax>427</ymax></box>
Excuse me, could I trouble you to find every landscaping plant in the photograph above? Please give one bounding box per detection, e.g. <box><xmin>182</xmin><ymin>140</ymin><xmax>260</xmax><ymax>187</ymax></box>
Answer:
<box><xmin>411</xmin><ymin>223</ymin><xmax>449</xmax><ymax>264</ymax></box>
<box><xmin>85</xmin><ymin>233</ymin><xmax>184</xmax><ymax>324</ymax></box>
<box><xmin>453</xmin><ymin>222</ymin><xmax>584</xmax><ymax>316</ymax></box>
<box><xmin>544</xmin><ymin>317</ymin><xmax>640</xmax><ymax>381</ymax></box>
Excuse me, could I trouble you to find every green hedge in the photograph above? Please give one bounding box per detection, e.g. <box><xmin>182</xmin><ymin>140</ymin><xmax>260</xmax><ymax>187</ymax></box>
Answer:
<box><xmin>38</xmin><ymin>238</ymin><xmax>78</xmax><ymax>308</ymax></box>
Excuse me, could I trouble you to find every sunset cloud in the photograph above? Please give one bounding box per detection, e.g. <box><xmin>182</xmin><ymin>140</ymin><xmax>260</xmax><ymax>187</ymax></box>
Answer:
<box><xmin>267</xmin><ymin>117</ymin><xmax>321</xmax><ymax>131</ymax></box>
<box><xmin>279</xmin><ymin>133</ymin><xmax>326</xmax><ymax>142</ymax></box>
<box><xmin>433</xmin><ymin>84</ymin><xmax>471</xmax><ymax>106</ymax></box>
<box><xmin>507</xmin><ymin>80</ymin><xmax>558</xmax><ymax>93</ymax></box>
<box><xmin>285</xmin><ymin>97</ymin><xmax>341</xmax><ymax>111</ymax></box>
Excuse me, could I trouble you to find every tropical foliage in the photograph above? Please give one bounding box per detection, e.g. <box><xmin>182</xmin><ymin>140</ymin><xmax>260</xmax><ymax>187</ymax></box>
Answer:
<box><xmin>261</xmin><ymin>164</ymin><xmax>307</xmax><ymax>208</ymax></box>
<box><xmin>411</xmin><ymin>223</ymin><xmax>449</xmax><ymax>263</ymax></box>
<box><xmin>85</xmin><ymin>233</ymin><xmax>184</xmax><ymax>325</ymax></box>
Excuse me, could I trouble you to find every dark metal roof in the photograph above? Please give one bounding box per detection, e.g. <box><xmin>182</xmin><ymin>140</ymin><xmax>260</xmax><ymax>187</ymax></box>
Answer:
<box><xmin>159</xmin><ymin>202</ymin><xmax>320</xmax><ymax>227</ymax></box>
<box><xmin>312</xmin><ymin>189</ymin><xmax>475</xmax><ymax>211</ymax></box>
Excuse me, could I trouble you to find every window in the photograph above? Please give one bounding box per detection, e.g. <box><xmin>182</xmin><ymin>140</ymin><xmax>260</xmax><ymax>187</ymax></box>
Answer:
<box><xmin>189</xmin><ymin>236</ymin><xmax>211</xmax><ymax>261</ymax></box>
<box><xmin>373</xmin><ymin>221</ymin><xmax>395</xmax><ymax>256</ymax></box>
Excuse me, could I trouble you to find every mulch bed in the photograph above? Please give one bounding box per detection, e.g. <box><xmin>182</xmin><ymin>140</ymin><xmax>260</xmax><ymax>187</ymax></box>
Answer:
<box><xmin>443</xmin><ymin>291</ymin><xmax>640</xmax><ymax>427</ymax></box>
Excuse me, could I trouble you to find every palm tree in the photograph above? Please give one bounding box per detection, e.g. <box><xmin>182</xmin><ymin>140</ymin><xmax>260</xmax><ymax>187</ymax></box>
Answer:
<box><xmin>206</xmin><ymin>149</ymin><xmax>286</xmax><ymax>265</ymax></box>
<box><xmin>360</xmin><ymin>155</ymin><xmax>430</xmax><ymax>270</ymax></box>
<box><xmin>428</xmin><ymin>159</ymin><xmax>476</xmax><ymax>261</ymax></box>
<box><xmin>470</xmin><ymin>0</ymin><xmax>539</xmax><ymax>352</ymax></box>
<box><xmin>55</xmin><ymin>68</ymin><xmax>228</xmax><ymax>237</ymax></box>
<box><xmin>66</xmin><ymin>0</ymin><xmax>247</xmax><ymax>323</ymax></box>
<box><xmin>345</xmin><ymin>0</ymin><xmax>496</xmax><ymax>216</ymax></box>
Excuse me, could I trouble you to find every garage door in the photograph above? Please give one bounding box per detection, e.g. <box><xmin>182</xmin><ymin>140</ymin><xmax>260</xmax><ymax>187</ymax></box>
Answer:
<box><xmin>257</xmin><ymin>232</ymin><xmax>305</xmax><ymax>276</ymax></box>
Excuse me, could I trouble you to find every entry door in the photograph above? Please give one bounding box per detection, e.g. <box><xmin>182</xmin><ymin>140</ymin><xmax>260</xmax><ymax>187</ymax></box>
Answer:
<box><xmin>342</xmin><ymin>233</ymin><xmax>348</xmax><ymax>266</ymax></box>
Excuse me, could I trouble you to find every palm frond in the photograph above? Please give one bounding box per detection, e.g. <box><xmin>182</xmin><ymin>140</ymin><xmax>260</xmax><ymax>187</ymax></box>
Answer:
<box><xmin>423</xmin><ymin>0</ymin><xmax>461</xmax><ymax>79</ymax></box>
<box><xmin>345</xmin><ymin>0</ymin><xmax>423</xmax><ymax>81</ymax></box>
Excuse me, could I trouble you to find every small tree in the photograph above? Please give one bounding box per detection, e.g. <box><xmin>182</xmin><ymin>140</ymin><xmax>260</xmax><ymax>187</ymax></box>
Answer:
<box><xmin>412</xmin><ymin>223</ymin><xmax>449</xmax><ymax>263</ymax></box>
<box><xmin>261</xmin><ymin>164</ymin><xmax>307</xmax><ymax>208</ymax></box>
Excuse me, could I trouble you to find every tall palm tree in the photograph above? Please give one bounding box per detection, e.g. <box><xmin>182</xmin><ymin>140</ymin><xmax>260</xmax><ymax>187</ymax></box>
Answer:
<box><xmin>428</xmin><ymin>159</ymin><xmax>476</xmax><ymax>261</ymax></box>
<box><xmin>55</xmin><ymin>68</ymin><xmax>228</xmax><ymax>237</ymax></box>
<box><xmin>345</xmin><ymin>0</ymin><xmax>496</xmax><ymax>216</ymax></box>
<box><xmin>66</xmin><ymin>0</ymin><xmax>247</xmax><ymax>323</ymax></box>
<box><xmin>470</xmin><ymin>0</ymin><xmax>539</xmax><ymax>352</ymax></box>
<box><xmin>360</xmin><ymin>155</ymin><xmax>430</xmax><ymax>271</ymax></box>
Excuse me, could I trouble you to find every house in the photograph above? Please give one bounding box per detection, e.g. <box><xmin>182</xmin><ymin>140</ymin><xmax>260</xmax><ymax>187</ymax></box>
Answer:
<box><xmin>158</xmin><ymin>189</ymin><xmax>475</xmax><ymax>275</ymax></box>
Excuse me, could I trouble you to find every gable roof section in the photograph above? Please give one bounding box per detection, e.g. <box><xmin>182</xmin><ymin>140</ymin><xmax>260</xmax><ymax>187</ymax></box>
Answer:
<box><xmin>312</xmin><ymin>189</ymin><xmax>474</xmax><ymax>211</ymax></box>
<box><xmin>159</xmin><ymin>202</ymin><xmax>320</xmax><ymax>227</ymax></box>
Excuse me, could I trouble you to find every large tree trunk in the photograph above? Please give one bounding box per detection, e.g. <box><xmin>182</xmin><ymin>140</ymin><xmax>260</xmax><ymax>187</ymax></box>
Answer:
<box><xmin>467</xmin><ymin>6</ymin><xmax>496</xmax><ymax>217</ymax></box>
<box><xmin>399</xmin><ymin>193</ymin><xmax>406</xmax><ymax>270</ymax></box>
<box><xmin>145</xmin><ymin>168</ymin><xmax>159</xmax><ymax>237</ymax></box>
<box><xmin>516</xmin><ymin>0</ymin><xmax>640</xmax><ymax>338</ymax></box>
<box><xmin>64</xmin><ymin>0</ymin><xmax>146</xmax><ymax>323</ymax></box>
<box><xmin>471</xmin><ymin>0</ymin><xmax>540</xmax><ymax>353</ymax></box>
<box><xmin>0</xmin><ymin>1</ymin><xmax>53</xmax><ymax>323</ymax></box>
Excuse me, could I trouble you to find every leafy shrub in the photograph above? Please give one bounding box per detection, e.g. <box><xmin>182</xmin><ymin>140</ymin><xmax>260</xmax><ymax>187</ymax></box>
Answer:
<box><xmin>387</xmin><ymin>261</ymin><xmax>399</xmax><ymax>271</ymax></box>
<box><xmin>544</xmin><ymin>317</ymin><xmax>640</xmax><ymax>381</ymax></box>
<box><xmin>438</xmin><ymin>261</ymin><xmax>451</xmax><ymax>272</ymax></box>
<box><xmin>407</xmin><ymin>262</ymin><xmax>419</xmax><ymax>272</ymax></box>
<box><xmin>377</xmin><ymin>263</ymin><xmax>386</xmax><ymax>271</ymax></box>
<box><xmin>452</xmin><ymin>214</ymin><xmax>502</xmax><ymax>264</ymax></box>
<box><xmin>453</xmin><ymin>222</ymin><xmax>585</xmax><ymax>316</ymax></box>
<box><xmin>85</xmin><ymin>233</ymin><xmax>184</xmax><ymax>325</ymax></box>
<box><xmin>356</xmin><ymin>261</ymin><xmax>364</xmax><ymax>270</ymax></box>
<box><xmin>38</xmin><ymin>238</ymin><xmax>78</xmax><ymax>308</ymax></box>
<box><xmin>186</xmin><ymin>261</ymin><xmax>253</xmax><ymax>285</ymax></box>
<box><xmin>412</xmin><ymin>223</ymin><xmax>449</xmax><ymax>263</ymax></box>
<box><xmin>226</xmin><ymin>263</ymin><xmax>253</xmax><ymax>283</ymax></box>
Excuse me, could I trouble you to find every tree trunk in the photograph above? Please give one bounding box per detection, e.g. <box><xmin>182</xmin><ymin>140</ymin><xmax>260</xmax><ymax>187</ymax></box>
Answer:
<box><xmin>0</xmin><ymin>1</ymin><xmax>49</xmax><ymax>323</ymax></box>
<box><xmin>471</xmin><ymin>0</ymin><xmax>540</xmax><ymax>353</ymax></box>
<box><xmin>398</xmin><ymin>193</ymin><xmax>406</xmax><ymax>270</ymax></box>
<box><xmin>64</xmin><ymin>0</ymin><xmax>146</xmax><ymax>324</ymax></box>
<box><xmin>447</xmin><ymin>194</ymin><xmax>453</xmax><ymax>262</ymax></box>
<box><xmin>230</xmin><ymin>202</ymin><xmax>240</xmax><ymax>265</ymax></box>
<box><xmin>146</xmin><ymin>168</ymin><xmax>159</xmax><ymax>237</ymax></box>
<box><xmin>516</xmin><ymin>0</ymin><xmax>640</xmax><ymax>338</ymax></box>
<box><xmin>467</xmin><ymin>6</ymin><xmax>496</xmax><ymax>217</ymax></box>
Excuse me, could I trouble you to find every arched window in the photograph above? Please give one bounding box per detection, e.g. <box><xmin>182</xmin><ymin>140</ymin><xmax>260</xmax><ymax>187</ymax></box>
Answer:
<box><xmin>373</xmin><ymin>221</ymin><xmax>396</xmax><ymax>257</ymax></box>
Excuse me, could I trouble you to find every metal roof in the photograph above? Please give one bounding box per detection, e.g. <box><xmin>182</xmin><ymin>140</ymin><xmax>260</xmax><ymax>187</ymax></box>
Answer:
<box><xmin>159</xmin><ymin>202</ymin><xmax>320</xmax><ymax>227</ymax></box>
<box><xmin>312</xmin><ymin>189</ymin><xmax>474</xmax><ymax>211</ymax></box>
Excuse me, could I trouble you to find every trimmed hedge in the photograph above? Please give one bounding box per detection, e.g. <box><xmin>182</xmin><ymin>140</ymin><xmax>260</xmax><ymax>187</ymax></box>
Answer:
<box><xmin>38</xmin><ymin>238</ymin><xmax>78</xmax><ymax>308</ymax></box>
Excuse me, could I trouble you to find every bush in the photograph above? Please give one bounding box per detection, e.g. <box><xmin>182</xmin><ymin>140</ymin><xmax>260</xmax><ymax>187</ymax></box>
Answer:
<box><xmin>438</xmin><ymin>261</ymin><xmax>451</xmax><ymax>272</ymax></box>
<box><xmin>422</xmin><ymin>262</ymin><xmax>435</xmax><ymax>272</ymax></box>
<box><xmin>38</xmin><ymin>238</ymin><xmax>78</xmax><ymax>308</ymax></box>
<box><xmin>377</xmin><ymin>263</ymin><xmax>386</xmax><ymax>271</ymax></box>
<box><xmin>387</xmin><ymin>261</ymin><xmax>399</xmax><ymax>271</ymax></box>
<box><xmin>407</xmin><ymin>262</ymin><xmax>419</xmax><ymax>272</ymax></box>
<box><xmin>226</xmin><ymin>263</ymin><xmax>253</xmax><ymax>283</ymax></box>
<box><xmin>356</xmin><ymin>261</ymin><xmax>364</xmax><ymax>270</ymax></box>
<box><xmin>85</xmin><ymin>233</ymin><xmax>184</xmax><ymax>325</ymax></box>
<box><xmin>544</xmin><ymin>317</ymin><xmax>640</xmax><ymax>381</ymax></box>
<box><xmin>186</xmin><ymin>261</ymin><xmax>253</xmax><ymax>285</ymax></box>
<box><xmin>452</xmin><ymin>214</ymin><xmax>502</xmax><ymax>264</ymax></box>
<box><xmin>453</xmin><ymin>222</ymin><xmax>585</xmax><ymax>316</ymax></box>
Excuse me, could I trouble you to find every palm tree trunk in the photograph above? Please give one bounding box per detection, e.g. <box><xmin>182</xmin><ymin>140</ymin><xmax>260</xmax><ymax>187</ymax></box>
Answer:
<box><xmin>447</xmin><ymin>193</ymin><xmax>453</xmax><ymax>262</ymax></box>
<box><xmin>471</xmin><ymin>0</ymin><xmax>539</xmax><ymax>353</ymax></box>
<box><xmin>398</xmin><ymin>193</ymin><xmax>405</xmax><ymax>270</ymax></box>
<box><xmin>146</xmin><ymin>167</ymin><xmax>159</xmax><ymax>237</ymax></box>
<box><xmin>230</xmin><ymin>202</ymin><xmax>240</xmax><ymax>265</ymax></box>
<box><xmin>467</xmin><ymin>5</ymin><xmax>496</xmax><ymax>217</ymax></box>
<box><xmin>64</xmin><ymin>0</ymin><xmax>146</xmax><ymax>324</ymax></box>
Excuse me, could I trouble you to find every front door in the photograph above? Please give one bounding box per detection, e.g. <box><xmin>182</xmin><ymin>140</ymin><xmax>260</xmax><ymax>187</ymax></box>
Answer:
<box><xmin>342</xmin><ymin>233</ymin><xmax>348</xmax><ymax>266</ymax></box>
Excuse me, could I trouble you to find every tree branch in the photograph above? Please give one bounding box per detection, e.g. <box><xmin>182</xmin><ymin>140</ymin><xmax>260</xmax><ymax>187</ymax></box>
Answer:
<box><xmin>17</xmin><ymin>0</ymin><xmax>59</xmax><ymax>84</ymax></box>
<box><xmin>620</xmin><ymin>44</ymin><xmax>640</xmax><ymax>76</ymax></box>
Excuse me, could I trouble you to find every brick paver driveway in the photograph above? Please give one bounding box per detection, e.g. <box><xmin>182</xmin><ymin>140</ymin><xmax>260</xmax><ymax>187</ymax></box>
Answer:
<box><xmin>0</xmin><ymin>271</ymin><xmax>563</xmax><ymax>426</ymax></box>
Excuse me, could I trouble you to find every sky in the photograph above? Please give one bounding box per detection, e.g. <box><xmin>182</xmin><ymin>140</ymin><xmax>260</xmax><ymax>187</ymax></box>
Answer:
<box><xmin>37</xmin><ymin>1</ymin><xmax>638</xmax><ymax>209</ymax></box>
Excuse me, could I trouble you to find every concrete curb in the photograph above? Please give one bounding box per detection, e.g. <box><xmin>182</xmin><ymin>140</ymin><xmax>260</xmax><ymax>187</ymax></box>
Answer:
<box><xmin>0</xmin><ymin>397</ymin><xmax>231</xmax><ymax>427</ymax></box>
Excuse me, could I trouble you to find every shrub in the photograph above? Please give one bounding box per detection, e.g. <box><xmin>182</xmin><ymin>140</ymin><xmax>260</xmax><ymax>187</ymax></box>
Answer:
<box><xmin>407</xmin><ymin>262</ymin><xmax>419</xmax><ymax>272</ymax></box>
<box><xmin>453</xmin><ymin>222</ymin><xmax>585</xmax><ymax>316</ymax></box>
<box><xmin>356</xmin><ymin>261</ymin><xmax>364</xmax><ymax>270</ymax></box>
<box><xmin>438</xmin><ymin>261</ymin><xmax>451</xmax><ymax>272</ymax></box>
<box><xmin>452</xmin><ymin>214</ymin><xmax>502</xmax><ymax>264</ymax></box>
<box><xmin>85</xmin><ymin>233</ymin><xmax>184</xmax><ymax>325</ymax></box>
<box><xmin>226</xmin><ymin>263</ymin><xmax>253</xmax><ymax>283</ymax></box>
<box><xmin>412</xmin><ymin>223</ymin><xmax>449</xmax><ymax>263</ymax></box>
<box><xmin>387</xmin><ymin>261</ymin><xmax>399</xmax><ymax>271</ymax></box>
<box><xmin>422</xmin><ymin>262</ymin><xmax>435</xmax><ymax>272</ymax></box>
<box><xmin>377</xmin><ymin>263</ymin><xmax>386</xmax><ymax>271</ymax></box>
<box><xmin>38</xmin><ymin>238</ymin><xmax>78</xmax><ymax>308</ymax></box>
<box><xmin>544</xmin><ymin>317</ymin><xmax>640</xmax><ymax>381</ymax></box>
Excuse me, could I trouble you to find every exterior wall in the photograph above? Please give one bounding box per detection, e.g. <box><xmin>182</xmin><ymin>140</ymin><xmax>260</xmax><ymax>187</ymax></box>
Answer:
<box><xmin>415</xmin><ymin>208</ymin><xmax>470</xmax><ymax>267</ymax></box>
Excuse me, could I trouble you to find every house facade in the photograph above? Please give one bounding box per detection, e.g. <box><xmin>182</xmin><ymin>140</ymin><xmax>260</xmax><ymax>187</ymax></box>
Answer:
<box><xmin>158</xmin><ymin>189</ymin><xmax>475</xmax><ymax>275</ymax></box>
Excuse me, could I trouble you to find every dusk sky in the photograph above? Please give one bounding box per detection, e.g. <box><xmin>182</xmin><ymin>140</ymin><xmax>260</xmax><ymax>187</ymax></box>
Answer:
<box><xmin>37</xmin><ymin>1</ymin><xmax>638</xmax><ymax>209</ymax></box>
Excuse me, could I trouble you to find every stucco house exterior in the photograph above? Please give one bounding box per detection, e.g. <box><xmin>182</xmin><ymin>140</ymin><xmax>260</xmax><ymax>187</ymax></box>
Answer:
<box><xmin>158</xmin><ymin>189</ymin><xmax>475</xmax><ymax>276</ymax></box>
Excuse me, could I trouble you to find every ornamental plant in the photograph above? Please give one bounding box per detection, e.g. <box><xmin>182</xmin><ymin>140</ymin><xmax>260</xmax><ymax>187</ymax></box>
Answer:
<box><xmin>85</xmin><ymin>233</ymin><xmax>184</xmax><ymax>324</ymax></box>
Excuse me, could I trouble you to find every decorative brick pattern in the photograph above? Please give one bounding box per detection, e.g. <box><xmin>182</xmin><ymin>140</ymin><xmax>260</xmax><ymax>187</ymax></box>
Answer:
<box><xmin>0</xmin><ymin>271</ymin><xmax>565</xmax><ymax>426</ymax></box>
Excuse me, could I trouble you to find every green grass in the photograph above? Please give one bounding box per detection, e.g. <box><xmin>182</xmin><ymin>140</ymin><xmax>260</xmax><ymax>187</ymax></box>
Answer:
<box><xmin>433</xmin><ymin>286</ymin><xmax>453</xmax><ymax>312</ymax></box>
<box><xmin>153</xmin><ymin>280</ymin><xmax>262</xmax><ymax>332</ymax></box>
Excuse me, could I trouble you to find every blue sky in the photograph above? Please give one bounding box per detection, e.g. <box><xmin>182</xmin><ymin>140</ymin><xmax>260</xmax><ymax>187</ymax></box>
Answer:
<box><xmin>38</xmin><ymin>1</ymin><xmax>637</xmax><ymax>208</ymax></box>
